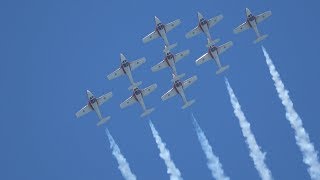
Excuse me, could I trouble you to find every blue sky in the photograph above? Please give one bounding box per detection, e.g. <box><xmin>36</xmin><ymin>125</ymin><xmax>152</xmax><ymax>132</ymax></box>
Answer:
<box><xmin>1</xmin><ymin>0</ymin><xmax>320</xmax><ymax>179</ymax></box>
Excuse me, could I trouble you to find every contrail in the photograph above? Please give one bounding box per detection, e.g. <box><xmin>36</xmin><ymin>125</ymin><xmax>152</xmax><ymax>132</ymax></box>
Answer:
<box><xmin>106</xmin><ymin>129</ymin><xmax>137</xmax><ymax>180</ymax></box>
<box><xmin>262</xmin><ymin>46</ymin><xmax>320</xmax><ymax>180</ymax></box>
<box><xmin>225</xmin><ymin>78</ymin><xmax>273</xmax><ymax>180</ymax></box>
<box><xmin>149</xmin><ymin>120</ymin><xmax>183</xmax><ymax>180</ymax></box>
<box><xmin>191</xmin><ymin>113</ymin><xmax>230</xmax><ymax>180</ymax></box>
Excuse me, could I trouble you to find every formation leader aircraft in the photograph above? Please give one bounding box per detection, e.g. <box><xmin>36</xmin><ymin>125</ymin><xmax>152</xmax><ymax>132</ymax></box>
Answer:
<box><xmin>151</xmin><ymin>44</ymin><xmax>190</xmax><ymax>77</ymax></box>
<box><xmin>161</xmin><ymin>74</ymin><xmax>197</xmax><ymax>109</ymax></box>
<box><xmin>185</xmin><ymin>12</ymin><xmax>223</xmax><ymax>43</ymax></box>
<box><xmin>107</xmin><ymin>53</ymin><xmax>146</xmax><ymax>90</ymax></box>
<box><xmin>196</xmin><ymin>39</ymin><xmax>233</xmax><ymax>75</ymax></box>
<box><xmin>234</xmin><ymin>8</ymin><xmax>272</xmax><ymax>44</ymax></box>
<box><xmin>142</xmin><ymin>16</ymin><xmax>181</xmax><ymax>46</ymax></box>
<box><xmin>76</xmin><ymin>90</ymin><xmax>112</xmax><ymax>126</ymax></box>
<box><xmin>120</xmin><ymin>84</ymin><xmax>157</xmax><ymax>117</ymax></box>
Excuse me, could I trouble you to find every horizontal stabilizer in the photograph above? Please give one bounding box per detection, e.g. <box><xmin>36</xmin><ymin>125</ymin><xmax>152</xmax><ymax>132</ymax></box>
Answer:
<box><xmin>128</xmin><ymin>81</ymin><xmax>142</xmax><ymax>90</ymax></box>
<box><xmin>206</xmin><ymin>38</ymin><xmax>220</xmax><ymax>48</ymax></box>
<box><xmin>171</xmin><ymin>73</ymin><xmax>185</xmax><ymax>82</ymax></box>
<box><xmin>141</xmin><ymin>108</ymin><xmax>155</xmax><ymax>118</ymax></box>
<box><xmin>254</xmin><ymin>34</ymin><xmax>268</xmax><ymax>44</ymax></box>
<box><xmin>216</xmin><ymin>65</ymin><xmax>229</xmax><ymax>75</ymax></box>
<box><xmin>96</xmin><ymin>116</ymin><xmax>111</xmax><ymax>126</ymax></box>
<box><xmin>164</xmin><ymin>43</ymin><xmax>178</xmax><ymax>53</ymax></box>
<box><xmin>182</xmin><ymin>99</ymin><xmax>196</xmax><ymax>109</ymax></box>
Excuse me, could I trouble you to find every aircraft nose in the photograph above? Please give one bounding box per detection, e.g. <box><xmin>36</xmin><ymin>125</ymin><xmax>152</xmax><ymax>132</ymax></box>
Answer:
<box><xmin>197</xmin><ymin>12</ymin><xmax>203</xmax><ymax>19</ymax></box>
<box><xmin>154</xmin><ymin>16</ymin><xmax>161</xmax><ymax>23</ymax></box>
<box><xmin>120</xmin><ymin>53</ymin><xmax>126</xmax><ymax>61</ymax></box>
<box><xmin>245</xmin><ymin>8</ymin><xmax>251</xmax><ymax>15</ymax></box>
<box><xmin>86</xmin><ymin>90</ymin><xmax>91</xmax><ymax>96</ymax></box>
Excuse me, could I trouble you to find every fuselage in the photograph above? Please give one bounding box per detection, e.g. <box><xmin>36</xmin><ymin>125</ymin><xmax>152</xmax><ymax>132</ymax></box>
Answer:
<box><xmin>173</xmin><ymin>80</ymin><xmax>187</xmax><ymax>103</ymax></box>
<box><xmin>156</xmin><ymin>22</ymin><xmax>166</xmax><ymax>37</ymax></box>
<box><xmin>198</xmin><ymin>17</ymin><xmax>211</xmax><ymax>40</ymax></box>
<box><xmin>87</xmin><ymin>90</ymin><xmax>103</xmax><ymax>119</ymax></box>
<box><xmin>87</xmin><ymin>91</ymin><xmax>98</xmax><ymax>109</ymax></box>
<box><xmin>208</xmin><ymin>45</ymin><xmax>218</xmax><ymax>59</ymax></box>
<box><xmin>208</xmin><ymin>45</ymin><xmax>222</xmax><ymax>68</ymax></box>
<box><xmin>199</xmin><ymin>18</ymin><xmax>209</xmax><ymax>32</ymax></box>
<box><xmin>132</xmin><ymin>87</ymin><xmax>146</xmax><ymax>110</ymax></box>
<box><xmin>164</xmin><ymin>52</ymin><xmax>177</xmax><ymax>75</ymax></box>
<box><xmin>245</xmin><ymin>8</ymin><xmax>257</xmax><ymax>28</ymax></box>
<box><xmin>120</xmin><ymin>59</ymin><xmax>135</xmax><ymax>84</ymax></box>
<box><xmin>154</xmin><ymin>17</ymin><xmax>170</xmax><ymax>46</ymax></box>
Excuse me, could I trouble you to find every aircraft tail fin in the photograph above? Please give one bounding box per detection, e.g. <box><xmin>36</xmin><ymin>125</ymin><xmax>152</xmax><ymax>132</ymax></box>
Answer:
<box><xmin>128</xmin><ymin>81</ymin><xmax>142</xmax><ymax>90</ymax></box>
<box><xmin>96</xmin><ymin>116</ymin><xmax>111</xmax><ymax>126</ymax></box>
<box><xmin>206</xmin><ymin>38</ymin><xmax>220</xmax><ymax>48</ymax></box>
<box><xmin>171</xmin><ymin>73</ymin><xmax>185</xmax><ymax>82</ymax></box>
<box><xmin>216</xmin><ymin>65</ymin><xmax>229</xmax><ymax>75</ymax></box>
<box><xmin>141</xmin><ymin>108</ymin><xmax>155</xmax><ymax>118</ymax></box>
<box><xmin>254</xmin><ymin>34</ymin><xmax>268</xmax><ymax>44</ymax></box>
<box><xmin>182</xmin><ymin>99</ymin><xmax>196</xmax><ymax>109</ymax></box>
<box><xmin>164</xmin><ymin>43</ymin><xmax>178</xmax><ymax>53</ymax></box>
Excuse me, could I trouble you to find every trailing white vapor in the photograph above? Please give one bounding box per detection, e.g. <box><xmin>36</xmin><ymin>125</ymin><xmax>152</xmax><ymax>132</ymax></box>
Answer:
<box><xmin>106</xmin><ymin>129</ymin><xmax>137</xmax><ymax>180</ymax></box>
<box><xmin>191</xmin><ymin>114</ymin><xmax>230</xmax><ymax>180</ymax></box>
<box><xmin>262</xmin><ymin>46</ymin><xmax>320</xmax><ymax>180</ymax></box>
<box><xmin>149</xmin><ymin>121</ymin><xmax>183</xmax><ymax>180</ymax></box>
<box><xmin>225</xmin><ymin>78</ymin><xmax>273</xmax><ymax>180</ymax></box>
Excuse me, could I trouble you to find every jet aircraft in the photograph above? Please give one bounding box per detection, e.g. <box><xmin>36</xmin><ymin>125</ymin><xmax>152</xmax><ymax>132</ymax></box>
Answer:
<box><xmin>234</xmin><ymin>8</ymin><xmax>272</xmax><ymax>44</ymax></box>
<box><xmin>161</xmin><ymin>74</ymin><xmax>197</xmax><ymax>109</ymax></box>
<box><xmin>76</xmin><ymin>90</ymin><xmax>113</xmax><ymax>126</ymax></box>
<box><xmin>120</xmin><ymin>84</ymin><xmax>157</xmax><ymax>117</ymax></box>
<box><xmin>195</xmin><ymin>39</ymin><xmax>233</xmax><ymax>75</ymax></box>
<box><xmin>142</xmin><ymin>16</ymin><xmax>181</xmax><ymax>46</ymax></box>
<box><xmin>185</xmin><ymin>12</ymin><xmax>223</xmax><ymax>43</ymax></box>
<box><xmin>107</xmin><ymin>53</ymin><xmax>146</xmax><ymax>90</ymax></box>
<box><xmin>151</xmin><ymin>43</ymin><xmax>189</xmax><ymax>77</ymax></box>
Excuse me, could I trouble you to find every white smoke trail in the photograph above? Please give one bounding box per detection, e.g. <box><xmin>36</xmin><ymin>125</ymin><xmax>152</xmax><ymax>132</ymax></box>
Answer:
<box><xmin>225</xmin><ymin>78</ymin><xmax>273</xmax><ymax>180</ymax></box>
<box><xmin>191</xmin><ymin>114</ymin><xmax>230</xmax><ymax>180</ymax></box>
<box><xmin>149</xmin><ymin>121</ymin><xmax>183</xmax><ymax>180</ymax></box>
<box><xmin>106</xmin><ymin>129</ymin><xmax>137</xmax><ymax>180</ymax></box>
<box><xmin>262</xmin><ymin>46</ymin><xmax>320</xmax><ymax>180</ymax></box>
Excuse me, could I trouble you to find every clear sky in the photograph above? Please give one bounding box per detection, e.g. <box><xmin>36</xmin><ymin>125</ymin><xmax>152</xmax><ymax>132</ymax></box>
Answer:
<box><xmin>1</xmin><ymin>0</ymin><xmax>320</xmax><ymax>179</ymax></box>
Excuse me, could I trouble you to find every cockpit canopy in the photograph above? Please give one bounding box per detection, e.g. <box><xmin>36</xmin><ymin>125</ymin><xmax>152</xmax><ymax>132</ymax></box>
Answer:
<box><xmin>200</xmin><ymin>18</ymin><xmax>207</xmax><ymax>26</ymax></box>
<box><xmin>89</xmin><ymin>97</ymin><xmax>96</xmax><ymax>104</ymax></box>
<box><xmin>248</xmin><ymin>14</ymin><xmax>255</xmax><ymax>21</ymax></box>
<box><xmin>134</xmin><ymin>88</ymin><xmax>142</xmax><ymax>96</ymax></box>
<box><xmin>210</xmin><ymin>46</ymin><xmax>218</xmax><ymax>52</ymax></box>
<box><xmin>121</xmin><ymin>60</ymin><xmax>130</xmax><ymax>68</ymax></box>
<box><xmin>157</xmin><ymin>23</ymin><xmax>165</xmax><ymax>30</ymax></box>
<box><xmin>166</xmin><ymin>53</ymin><xmax>174</xmax><ymax>59</ymax></box>
<box><xmin>174</xmin><ymin>80</ymin><xmax>183</xmax><ymax>87</ymax></box>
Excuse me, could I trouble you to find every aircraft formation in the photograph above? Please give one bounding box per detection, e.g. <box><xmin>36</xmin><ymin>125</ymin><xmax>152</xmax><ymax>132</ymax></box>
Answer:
<box><xmin>76</xmin><ymin>8</ymin><xmax>272</xmax><ymax>126</ymax></box>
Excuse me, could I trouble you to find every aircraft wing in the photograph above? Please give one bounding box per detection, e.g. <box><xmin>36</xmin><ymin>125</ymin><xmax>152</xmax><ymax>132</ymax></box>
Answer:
<box><xmin>142</xmin><ymin>84</ymin><xmax>157</xmax><ymax>97</ymax></box>
<box><xmin>151</xmin><ymin>60</ymin><xmax>168</xmax><ymax>72</ymax></box>
<box><xmin>217</xmin><ymin>41</ymin><xmax>233</xmax><ymax>55</ymax></box>
<box><xmin>120</xmin><ymin>96</ymin><xmax>137</xmax><ymax>109</ymax></box>
<box><xmin>165</xmin><ymin>19</ymin><xmax>181</xmax><ymax>33</ymax></box>
<box><xmin>76</xmin><ymin>105</ymin><xmax>92</xmax><ymax>118</ymax></box>
<box><xmin>174</xmin><ymin>50</ymin><xmax>190</xmax><ymax>63</ymax></box>
<box><xmin>161</xmin><ymin>88</ymin><xmax>178</xmax><ymax>101</ymax></box>
<box><xmin>185</xmin><ymin>26</ymin><xmax>202</xmax><ymax>39</ymax></box>
<box><xmin>208</xmin><ymin>14</ymin><xmax>223</xmax><ymax>28</ymax></box>
<box><xmin>183</xmin><ymin>76</ymin><xmax>198</xmax><ymax>89</ymax></box>
<box><xmin>107</xmin><ymin>68</ymin><xmax>124</xmax><ymax>80</ymax></box>
<box><xmin>233</xmin><ymin>22</ymin><xmax>251</xmax><ymax>34</ymax></box>
<box><xmin>143</xmin><ymin>31</ymin><xmax>160</xmax><ymax>43</ymax></box>
<box><xmin>195</xmin><ymin>53</ymin><xmax>212</xmax><ymax>65</ymax></box>
<box><xmin>256</xmin><ymin>11</ymin><xmax>272</xmax><ymax>24</ymax></box>
<box><xmin>97</xmin><ymin>92</ymin><xmax>113</xmax><ymax>106</ymax></box>
<box><xmin>130</xmin><ymin>57</ymin><xmax>146</xmax><ymax>71</ymax></box>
